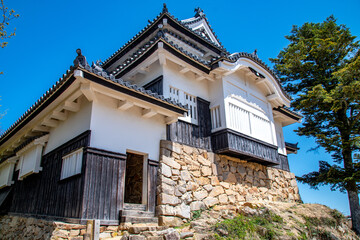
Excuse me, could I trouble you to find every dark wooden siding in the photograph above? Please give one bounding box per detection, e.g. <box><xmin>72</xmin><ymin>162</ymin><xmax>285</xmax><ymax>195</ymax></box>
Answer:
<box><xmin>143</xmin><ymin>76</ymin><xmax>163</xmax><ymax>95</ymax></box>
<box><xmin>147</xmin><ymin>160</ymin><xmax>158</xmax><ymax>212</ymax></box>
<box><xmin>9</xmin><ymin>130</ymin><xmax>91</xmax><ymax>219</ymax></box>
<box><xmin>211</xmin><ymin>129</ymin><xmax>280</xmax><ymax>166</ymax></box>
<box><xmin>167</xmin><ymin>97</ymin><xmax>211</xmax><ymax>150</ymax></box>
<box><xmin>81</xmin><ymin>147</ymin><xmax>126</xmax><ymax>222</ymax></box>
<box><xmin>274</xmin><ymin>154</ymin><xmax>290</xmax><ymax>172</ymax></box>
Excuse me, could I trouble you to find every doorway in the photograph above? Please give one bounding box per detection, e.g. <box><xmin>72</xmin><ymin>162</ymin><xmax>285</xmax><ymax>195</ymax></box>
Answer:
<box><xmin>124</xmin><ymin>151</ymin><xmax>147</xmax><ymax>205</ymax></box>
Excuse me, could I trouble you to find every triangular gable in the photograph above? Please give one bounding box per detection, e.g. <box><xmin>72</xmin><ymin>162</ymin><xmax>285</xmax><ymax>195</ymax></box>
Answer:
<box><xmin>181</xmin><ymin>8</ymin><xmax>221</xmax><ymax>46</ymax></box>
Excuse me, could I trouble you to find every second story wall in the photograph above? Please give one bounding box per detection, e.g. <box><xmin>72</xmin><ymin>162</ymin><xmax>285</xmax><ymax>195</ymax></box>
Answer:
<box><xmin>89</xmin><ymin>94</ymin><xmax>167</xmax><ymax>160</ymax></box>
<box><xmin>44</xmin><ymin>97</ymin><xmax>92</xmax><ymax>155</ymax></box>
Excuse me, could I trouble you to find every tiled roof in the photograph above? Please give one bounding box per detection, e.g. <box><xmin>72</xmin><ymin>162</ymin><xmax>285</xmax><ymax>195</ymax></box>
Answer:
<box><xmin>83</xmin><ymin>63</ymin><xmax>187</xmax><ymax>109</ymax></box>
<box><xmin>218</xmin><ymin>52</ymin><xmax>292</xmax><ymax>100</ymax></box>
<box><xmin>101</xmin><ymin>7</ymin><xmax>228</xmax><ymax>68</ymax></box>
<box><xmin>181</xmin><ymin>12</ymin><xmax>225</xmax><ymax>49</ymax></box>
<box><xmin>0</xmin><ymin>61</ymin><xmax>187</xmax><ymax>147</ymax></box>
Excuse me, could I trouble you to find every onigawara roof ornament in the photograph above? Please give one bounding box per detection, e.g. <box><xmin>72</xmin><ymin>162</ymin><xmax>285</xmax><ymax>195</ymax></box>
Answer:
<box><xmin>194</xmin><ymin>7</ymin><xmax>205</xmax><ymax>18</ymax></box>
<box><xmin>162</xmin><ymin>3</ymin><xmax>168</xmax><ymax>13</ymax></box>
<box><xmin>73</xmin><ymin>48</ymin><xmax>89</xmax><ymax>68</ymax></box>
<box><xmin>253</xmin><ymin>49</ymin><xmax>258</xmax><ymax>56</ymax></box>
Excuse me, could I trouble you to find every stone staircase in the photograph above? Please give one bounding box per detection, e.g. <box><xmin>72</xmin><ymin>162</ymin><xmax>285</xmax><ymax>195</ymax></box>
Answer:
<box><xmin>119</xmin><ymin>204</ymin><xmax>158</xmax><ymax>224</ymax></box>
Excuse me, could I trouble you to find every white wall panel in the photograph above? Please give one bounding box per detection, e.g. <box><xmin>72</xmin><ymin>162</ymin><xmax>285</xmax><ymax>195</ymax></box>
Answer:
<box><xmin>89</xmin><ymin>94</ymin><xmax>167</xmax><ymax>160</ymax></box>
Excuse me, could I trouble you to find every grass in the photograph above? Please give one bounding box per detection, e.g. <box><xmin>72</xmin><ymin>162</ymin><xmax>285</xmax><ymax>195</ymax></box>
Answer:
<box><xmin>213</xmin><ymin>210</ymin><xmax>284</xmax><ymax>240</ymax></box>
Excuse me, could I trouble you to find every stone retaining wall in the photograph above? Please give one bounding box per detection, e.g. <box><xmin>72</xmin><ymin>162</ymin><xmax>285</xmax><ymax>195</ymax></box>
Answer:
<box><xmin>157</xmin><ymin>140</ymin><xmax>301</xmax><ymax>226</ymax></box>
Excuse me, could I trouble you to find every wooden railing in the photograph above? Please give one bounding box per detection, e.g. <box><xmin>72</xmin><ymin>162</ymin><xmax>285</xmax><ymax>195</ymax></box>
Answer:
<box><xmin>211</xmin><ymin>128</ymin><xmax>281</xmax><ymax>166</ymax></box>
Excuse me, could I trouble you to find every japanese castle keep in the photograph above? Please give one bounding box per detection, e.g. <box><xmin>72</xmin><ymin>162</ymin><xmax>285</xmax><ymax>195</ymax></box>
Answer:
<box><xmin>0</xmin><ymin>4</ymin><xmax>302</xmax><ymax>229</ymax></box>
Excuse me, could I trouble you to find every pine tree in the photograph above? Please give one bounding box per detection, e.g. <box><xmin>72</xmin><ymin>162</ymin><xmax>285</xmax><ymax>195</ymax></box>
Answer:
<box><xmin>271</xmin><ymin>16</ymin><xmax>360</xmax><ymax>235</ymax></box>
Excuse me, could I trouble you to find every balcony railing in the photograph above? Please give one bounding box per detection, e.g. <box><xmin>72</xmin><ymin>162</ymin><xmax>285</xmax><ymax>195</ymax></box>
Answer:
<box><xmin>211</xmin><ymin>128</ymin><xmax>282</xmax><ymax>166</ymax></box>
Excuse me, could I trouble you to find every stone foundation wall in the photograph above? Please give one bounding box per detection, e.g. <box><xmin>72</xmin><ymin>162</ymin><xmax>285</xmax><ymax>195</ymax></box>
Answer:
<box><xmin>157</xmin><ymin>140</ymin><xmax>301</xmax><ymax>226</ymax></box>
<box><xmin>0</xmin><ymin>215</ymin><xmax>120</xmax><ymax>240</ymax></box>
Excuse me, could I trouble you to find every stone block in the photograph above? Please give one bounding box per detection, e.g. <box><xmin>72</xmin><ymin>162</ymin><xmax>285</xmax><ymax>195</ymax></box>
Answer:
<box><xmin>190</xmin><ymin>201</ymin><xmax>206</xmax><ymax>211</ymax></box>
<box><xmin>223</xmin><ymin>172</ymin><xmax>237</xmax><ymax>182</ymax></box>
<box><xmin>161</xmin><ymin>176</ymin><xmax>176</xmax><ymax>186</ymax></box>
<box><xmin>211</xmin><ymin>176</ymin><xmax>220</xmax><ymax>186</ymax></box>
<box><xmin>128</xmin><ymin>235</ymin><xmax>145</xmax><ymax>240</ymax></box>
<box><xmin>159</xmin><ymin>193</ymin><xmax>181</xmax><ymax>206</ymax></box>
<box><xmin>159</xmin><ymin>216</ymin><xmax>183</xmax><ymax>227</ymax></box>
<box><xmin>180</xmin><ymin>170</ymin><xmax>192</xmax><ymax>181</ymax></box>
<box><xmin>195</xmin><ymin>177</ymin><xmax>210</xmax><ymax>186</ymax></box>
<box><xmin>191</xmin><ymin>170</ymin><xmax>201</xmax><ymax>177</ymax></box>
<box><xmin>181</xmin><ymin>192</ymin><xmax>193</xmax><ymax>204</ymax></box>
<box><xmin>162</xmin><ymin>183</ymin><xmax>175</xmax><ymax>195</ymax></box>
<box><xmin>161</xmin><ymin>163</ymin><xmax>172</xmax><ymax>178</ymax></box>
<box><xmin>209</xmin><ymin>186</ymin><xmax>224</xmax><ymax>197</ymax></box>
<box><xmin>220</xmin><ymin>182</ymin><xmax>230</xmax><ymax>189</ymax></box>
<box><xmin>163</xmin><ymin>156</ymin><xmax>181</xmax><ymax>170</ymax></box>
<box><xmin>174</xmin><ymin>203</ymin><xmax>191</xmax><ymax>219</ymax></box>
<box><xmin>157</xmin><ymin>205</ymin><xmax>175</xmax><ymax>216</ymax></box>
<box><xmin>186</xmin><ymin>182</ymin><xmax>199</xmax><ymax>192</ymax></box>
<box><xmin>219</xmin><ymin>194</ymin><xmax>228</xmax><ymax>204</ymax></box>
<box><xmin>203</xmin><ymin>184</ymin><xmax>213</xmax><ymax>192</ymax></box>
<box><xmin>203</xmin><ymin>197</ymin><xmax>219</xmax><ymax>207</ymax></box>
<box><xmin>164</xmin><ymin>230</ymin><xmax>180</xmax><ymax>240</ymax></box>
<box><xmin>193</xmin><ymin>190</ymin><xmax>208</xmax><ymax>201</ymax></box>
<box><xmin>197</xmin><ymin>155</ymin><xmax>211</xmax><ymax>166</ymax></box>
<box><xmin>183</xmin><ymin>145</ymin><xmax>193</xmax><ymax>155</ymax></box>
<box><xmin>201</xmin><ymin>166</ymin><xmax>212</xmax><ymax>176</ymax></box>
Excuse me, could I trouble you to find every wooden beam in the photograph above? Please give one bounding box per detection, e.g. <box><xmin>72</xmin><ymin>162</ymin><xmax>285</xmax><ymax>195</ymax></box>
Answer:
<box><xmin>33</xmin><ymin>125</ymin><xmax>50</xmax><ymax>132</ymax></box>
<box><xmin>142</xmin><ymin>108</ymin><xmax>157</xmax><ymax>118</ymax></box>
<box><xmin>164</xmin><ymin>116</ymin><xmax>178</xmax><ymax>124</ymax></box>
<box><xmin>117</xmin><ymin>100</ymin><xmax>134</xmax><ymax>111</ymax></box>
<box><xmin>179</xmin><ymin>66</ymin><xmax>190</xmax><ymax>74</ymax></box>
<box><xmin>81</xmin><ymin>83</ymin><xmax>97</xmax><ymax>102</ymax></box>
<box><xmin>41</xmin><ymin>118</ymin><xmax>58</xmax><ymax>128</ymax></box>
<box><xmin>63</xmin><ymin>101</ymin><xmax>80</xmax><ymax>112</ymax></box>
<box><xmin>196</xmin><ymin>75</ymin><xmax>205</xmax><ymax>81</ymax></box>
<box><xmin>50</xmin><ymin>111</ymin><xmax>67</xmax><ymax>121</ymax></box>
<box><xmin>158</xmin><ymin>53</ymin><xmax>166</xmax><ymax>66</ymax></box>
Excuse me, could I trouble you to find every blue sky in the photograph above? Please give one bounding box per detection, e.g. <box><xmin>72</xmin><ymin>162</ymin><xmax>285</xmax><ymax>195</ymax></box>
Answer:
<box><xmin>1</xmin><ymin>0</ymin><xmax>359</xmax><ymax>215</ymax></box>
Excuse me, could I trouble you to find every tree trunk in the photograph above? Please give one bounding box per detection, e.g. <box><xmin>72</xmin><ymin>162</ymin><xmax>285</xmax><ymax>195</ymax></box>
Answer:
<box><xmin>347</xmin><ymin>184</ymin><xmax>360</xmax><ymax>235</ymax></box>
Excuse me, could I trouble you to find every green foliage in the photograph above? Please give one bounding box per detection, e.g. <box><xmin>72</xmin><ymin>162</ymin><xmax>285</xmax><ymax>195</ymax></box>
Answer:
<box><xmin>271</xmin><ymin>15</ymin><xmax>360</xmax><ymax>221</ymax></box>
<box><xmin>1</xmin><ymin>0</ymin><xmax>19</xmax><ymax>74</ymax></box>
<box><xmin>0</xmin><ymin>0</ymin><xmax>19</xmax><ymax>48</ymax></box>
<box><xmin>214</xmin><ymin>211</ymin><xmax>283</xmax><ymax>240</ymax></box>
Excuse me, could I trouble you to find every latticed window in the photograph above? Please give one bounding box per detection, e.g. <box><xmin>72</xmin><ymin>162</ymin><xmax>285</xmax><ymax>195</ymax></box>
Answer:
<box><xmin>169</xmin><ymin>86</ymin><xmax>198</xmax><ymax>124</ymax></box>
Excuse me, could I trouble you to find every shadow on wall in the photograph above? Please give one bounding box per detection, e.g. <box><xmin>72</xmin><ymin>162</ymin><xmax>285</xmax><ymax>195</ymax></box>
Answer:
<box><xmin>212</xmin><ymin>154</ymin><xmax>271</xmax><ymax>190</ymax></box>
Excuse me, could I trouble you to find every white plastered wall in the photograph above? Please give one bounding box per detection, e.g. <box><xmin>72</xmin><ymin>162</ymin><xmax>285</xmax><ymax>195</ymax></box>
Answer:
<box><xmin>44</xmin><ymin>98</ymin><xmax>92</xmax><ymax>154</ymax></box>
<box><xmin>89</xmin><ymin>93</ymin><xmax>167</xmax><ymax>160</ymax></box>
<box><xmin>162</xmin><ymin>61</ymin><xmax>210</xmax><ymax>100</ymax></box>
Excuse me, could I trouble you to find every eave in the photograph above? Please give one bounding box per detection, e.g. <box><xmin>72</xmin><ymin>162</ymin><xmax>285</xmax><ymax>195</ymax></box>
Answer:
<box><xmin>0</xmin><ymin>65</ymin><xmax>187</xmax><ymax>160</ymax></box>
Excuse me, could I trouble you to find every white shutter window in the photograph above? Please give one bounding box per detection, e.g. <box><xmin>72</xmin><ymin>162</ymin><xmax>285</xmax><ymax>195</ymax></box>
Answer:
<box><xmin>17</xmin><ymin>135</ymin><xmax>48</xmax><ymax>180</ymax></box>
<box><xmin>0</xmin><ymin>157</ymin><xmax>17</xmax><ymax>189</ymax></box>
<box><xmin>60</xmin><ymin>148</ymin><xmax>83</xmax><ymax>180</ymax></box>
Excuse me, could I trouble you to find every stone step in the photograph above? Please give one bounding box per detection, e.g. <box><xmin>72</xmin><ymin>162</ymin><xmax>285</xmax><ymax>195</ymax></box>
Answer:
<box><xmin>120</xmin><ymin>216</ymin><xmax>159</xmax><ymax>224</ymax></box>
<box><xmin>124</xmin><ymin>203</ymin><xmax>147</xmax><ymax>211</ymax></box>
<box><xmin>120</xmin><ymin>210</ymin><xmax>155</xmax><ymax>217</ymax></box>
